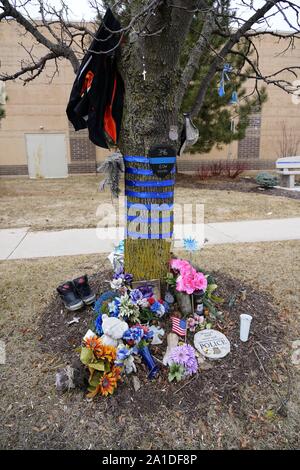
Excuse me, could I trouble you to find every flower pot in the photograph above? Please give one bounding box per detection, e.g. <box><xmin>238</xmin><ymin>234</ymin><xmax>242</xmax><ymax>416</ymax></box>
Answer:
<box><xmin>138</xmin><ymin>346</ymin><xmax>159</xmax><ymax>379</ymax></box>
<box><xmin>175</xmin><ymin>291</ymin><xmax>192</xmax><ymax>315</ymax></box>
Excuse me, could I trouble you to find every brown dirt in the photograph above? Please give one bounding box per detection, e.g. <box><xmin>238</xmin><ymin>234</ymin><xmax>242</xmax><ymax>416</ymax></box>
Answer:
<box><xmin>0</xmin><ymin>243</ymin><xmax>299</xmax><ymax>450</ymax></box>
<box><xmin>39</xmin><ymin>269</ymin><xmax>287</xmax><ymax>421</ymax></box>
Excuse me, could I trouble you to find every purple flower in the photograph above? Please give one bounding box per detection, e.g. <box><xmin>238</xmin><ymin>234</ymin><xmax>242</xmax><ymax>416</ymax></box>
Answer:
<box><xmin>136</xmin><ymin>284</ymin><xmax>154</xmax><ymax>298</ymax></box>
<box><xmin>113</xmin><ymin>268</ymin><xmax>133</xmax><ymax>285</ymax></box>
<box><xmin>130</xmin><ymin>289</ymin><xmax>143</xmax><ymax>303</ymax></box>
<box><xmin>170</xmin><ymin>344</ymin><xmax>198</xmax><ymax>376</ymax></box>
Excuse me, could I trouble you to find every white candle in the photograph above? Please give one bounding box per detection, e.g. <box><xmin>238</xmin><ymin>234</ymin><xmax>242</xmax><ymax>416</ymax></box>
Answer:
<box><xmin>240</xmin><ymin>314</ymin><xmax>253</xmax><ymax>342</ymax></box>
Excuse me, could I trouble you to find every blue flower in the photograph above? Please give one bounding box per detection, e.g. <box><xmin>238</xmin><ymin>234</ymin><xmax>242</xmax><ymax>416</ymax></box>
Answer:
<box><xmin>108</xmin><ymin>297</ymin><xmax>121</xmax><ymax>317</ymax></box>
<box><xmin>113</xmin><ymin>267</ymin><xmax>133</xmax><ymax>285</ymax></box>
<box><xmin>183</xmin><ymin>237</ymin><xmax>199</xmax><ymax>252</ymax></box>
<box><xmin>95</xmin><ymin>314</ymin><xmax>103</xmax><ymax>336</ymax></box>
<box><xmin>143</xmin><ymin>330</ymin><xmax>154</xmax><ymax>342</ymax></box>
<box><xmin>116</xmin><ymin>347</ymin><xmax>131</xmax><ymax>362</ymax></box>
<box><xmin>130</xmin><ymin>289</ymin><xmax>143</xmax><ymax>303</ymax></box>
<box><xmin>94</xmin><ymin>291</ymin><xmax>118</xmax><ymax>315</ymax></box>
<box><xmin>123</xmin><ymin>327</ymin><xmax>144</xmax><ymax>344</ymax></box>
<box><xmin>150</xmin><ymin>301</ymin><xmax>165</xmax><ymax>318</ymax></box>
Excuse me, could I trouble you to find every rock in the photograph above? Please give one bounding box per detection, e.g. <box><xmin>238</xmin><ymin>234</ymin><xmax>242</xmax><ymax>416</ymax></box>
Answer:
<box><xmin>291</xmin><ymin>349</ymin><xmax>300</xmax><ymax>366</ymax></box>
<box><xmin>55</xmin><ymin>359</ymin><xmax>88</xmax><ymax>393</ymax></box>
<box><xmin>132</xmin><ymin>375</ymin><xmax>141</xmax><ymax>392</ymax></box>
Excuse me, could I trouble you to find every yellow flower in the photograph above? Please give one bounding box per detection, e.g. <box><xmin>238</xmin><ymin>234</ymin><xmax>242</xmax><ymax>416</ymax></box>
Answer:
<box><xmin>102</xmin><ymin>345</ymin><xmax>117</xmax><ymax>362</ymax></box>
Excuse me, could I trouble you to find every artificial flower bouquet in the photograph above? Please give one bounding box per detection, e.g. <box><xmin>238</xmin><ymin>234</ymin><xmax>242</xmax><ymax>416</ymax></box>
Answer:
<box><xmin>167</xmin><ymin>258</ymin><xmax>223</xmax><ymax>321</ymax></box>
<box><xmin>79</xmin><ymin>335</ymin><xmax>122</xmax><ymax>398</ymax></box>
<box><xmin>79</xmin><ymin>267</ymin><xmax>172</xmax><ymax>398</ymax></box>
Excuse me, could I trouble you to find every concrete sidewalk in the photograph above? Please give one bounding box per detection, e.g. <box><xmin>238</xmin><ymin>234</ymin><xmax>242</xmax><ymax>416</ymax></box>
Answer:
<box><xmin>1</xmin><ymin>217</ymin><xmax>300</xmax><ymax>261</ymax></box>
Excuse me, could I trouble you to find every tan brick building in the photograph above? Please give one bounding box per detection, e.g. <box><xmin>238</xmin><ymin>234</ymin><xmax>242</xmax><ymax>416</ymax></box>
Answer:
<box><xmin>0</xmin><ymin>21</ymin><xmax>300</xmax><ymax>176</ymax></box>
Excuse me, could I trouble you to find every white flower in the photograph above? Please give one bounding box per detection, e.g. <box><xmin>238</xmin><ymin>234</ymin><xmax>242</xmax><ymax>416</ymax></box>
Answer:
<box><xmin>124</xmin><ymin>355</ymin><xmax>137</xmax><ymax>374</ymax></box>
<box><xmin>137</xmin><ymin>297</ymin><xmax>149</xmax><ymax>308</ymax></box>
<box><xmin>110</xmin><ymin>278</ymin><xmax>123</xmax><ymax>290</ymax></box>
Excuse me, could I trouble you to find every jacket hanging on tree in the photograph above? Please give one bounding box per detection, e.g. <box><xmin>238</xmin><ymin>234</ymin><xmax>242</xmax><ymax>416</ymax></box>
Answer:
<box><xmin>66</xmin><ymin>8</ymin><xmax>124</xmax><ymax>149</ymax></box>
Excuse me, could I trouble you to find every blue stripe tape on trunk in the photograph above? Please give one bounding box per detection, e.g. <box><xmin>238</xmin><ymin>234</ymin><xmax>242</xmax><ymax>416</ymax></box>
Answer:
<box><xmin>125</xmin><ymin>190</ymin><xmax>174</xmax><ymax>199</ymax></box>
<box><xmin>149</xmin><ymin>157</ymin><xmax>176</xmax><ymax>164</ymax></box>
<box><xmin>127</xmin><ymin>215</ymin><xmax>173</xmax><ymax>223</ymax></box>
<box><xmin>125</xmin><ymin>179</ymin><xmax>174</xmax><ymax>187</ymax></box>
<box><xmin>124</xmin><ymin>156</ymin><xmax>149</xmax><ymax>163</ymax></box>
<box><xmin>125</xmin><ymin>167</ymin><xmax>176</xmax><ymax>176</ymax></box>
<box><xmin>127</xmin><ymin>202</ymin><xmax>174</xmax><ymax>211</ymax></box>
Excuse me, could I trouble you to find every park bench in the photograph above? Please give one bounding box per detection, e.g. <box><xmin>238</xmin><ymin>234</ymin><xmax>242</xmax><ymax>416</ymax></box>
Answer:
<box><xmin>276</xmin><ymin>156</ymin><xmax>300</xmax><ymax>188</ymax></box>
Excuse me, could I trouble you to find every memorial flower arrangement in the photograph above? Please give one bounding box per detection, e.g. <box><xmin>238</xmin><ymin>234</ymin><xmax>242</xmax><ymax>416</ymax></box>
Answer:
<box><xmin>93</xmin><ymin>268</ymin><xmax>169</xmax><ymax>333</ymax></box>
<box><xmin>79</xmin><ymin>335</ymin><xmax>122</xmax><ymax>398</ymax></box>
<box><xmin>73</xmin><ymin>245</ymin><xmax>225</xmax><ymax>399</ymax></box>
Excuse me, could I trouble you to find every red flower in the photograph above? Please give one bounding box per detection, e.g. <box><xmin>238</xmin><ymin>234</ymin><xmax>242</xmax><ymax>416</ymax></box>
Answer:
<box><xmin>148</xmin><ymin>297</ymin><xmax>155</xmax><ymax>305</ymax></box>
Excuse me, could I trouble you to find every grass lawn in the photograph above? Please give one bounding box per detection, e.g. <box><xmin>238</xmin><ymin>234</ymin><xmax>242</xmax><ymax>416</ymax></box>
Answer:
<box><xmin>0</xmin><ymin>175</ymin><xmax>299</xmax><ymax>230</ymax></box>
<box><xmin>0</xmin><ymin>240</ymin><xmax>299</xmax><ymax>449</ymax></box>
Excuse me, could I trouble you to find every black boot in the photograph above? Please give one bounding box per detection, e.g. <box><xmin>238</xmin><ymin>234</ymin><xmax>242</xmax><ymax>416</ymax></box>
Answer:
<box><xmin>73</xmin><ymin>275</ymin><xmax>96</xmax><ymax>305</ymax></box>
<box><xmin>57</xmin><ymin>281</ymin><xmax>84</xmax><ymax>311</ymax></box>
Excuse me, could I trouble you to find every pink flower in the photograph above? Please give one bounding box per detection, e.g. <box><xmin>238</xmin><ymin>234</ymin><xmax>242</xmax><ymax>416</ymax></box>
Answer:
<box><xmin>170</xmin><ymin>258</ymin><xmax>190</xmax><ymax>272</ymax></box>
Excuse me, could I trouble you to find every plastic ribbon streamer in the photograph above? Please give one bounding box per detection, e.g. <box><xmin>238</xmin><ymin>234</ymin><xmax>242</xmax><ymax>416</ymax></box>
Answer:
<box><xmin>230</xmin><ymin>90</ymin><xmax>238</xmax><ymax>105</ymax></box>
<box><xmin>218</xmin><ymin>63</ymin><xmax>233</xmax><ymax>97</ymax></box>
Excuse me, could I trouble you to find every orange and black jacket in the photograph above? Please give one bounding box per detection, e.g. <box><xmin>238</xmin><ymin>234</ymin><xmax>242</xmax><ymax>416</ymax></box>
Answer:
<box><xmin>66</xmin><ymin>8</ymin><xmax>124</xmax><ymax>149</ymax></box>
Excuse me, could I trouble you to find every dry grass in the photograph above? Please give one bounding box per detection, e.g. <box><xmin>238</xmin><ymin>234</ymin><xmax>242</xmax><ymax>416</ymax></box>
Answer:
<box><xmin>0</xmin><ymin>241</ymin><xmax>299</xmax><ymax>449</ymax></box>
<box><xmin>0</xmin><ymin>176</ymin><xmax>299</xmax><ymax>231</ymax></box>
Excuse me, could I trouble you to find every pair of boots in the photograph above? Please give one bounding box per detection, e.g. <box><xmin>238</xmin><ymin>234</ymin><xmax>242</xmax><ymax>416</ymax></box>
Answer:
<box><xmin>57</xmin><ymin>275</ymin><xmax>95</xmax><ymax>311</ymax></box>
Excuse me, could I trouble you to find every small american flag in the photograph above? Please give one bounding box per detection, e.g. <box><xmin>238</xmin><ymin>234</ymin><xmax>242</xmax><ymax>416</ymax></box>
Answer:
<box><xmin>171</xmin><ymin>316</ymin><xmax>187</xmax><ymax>337</ymax></box>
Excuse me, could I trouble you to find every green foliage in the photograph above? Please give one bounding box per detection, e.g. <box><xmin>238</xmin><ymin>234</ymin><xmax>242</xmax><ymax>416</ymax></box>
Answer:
<box><xmin>168</xmin><ymin>363</ymin><xmax>185</xmax><ymax>382</ymax></box>
<box><xmin>256</xmin><ymin>172</ymin><xmax>279</xmax><ymax>189</ymax></box>
<box><xmin>181</xmin><ymin>2</ymin><xmax>267</xmax><ymax>154</ymax></box>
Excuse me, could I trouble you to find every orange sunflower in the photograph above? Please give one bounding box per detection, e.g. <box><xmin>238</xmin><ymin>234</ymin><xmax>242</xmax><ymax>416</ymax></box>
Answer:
<box><xmin>99</xmin><ymin>372</ymin><xmax>117</xmax><ymax>396</ymax></box>
<box><xmin>102</xmin><ymin>345</ymin><xmax>117</xmax><ymax>362</ymax></box>
<box><xmin>84</xmin><ymin>336</ymin><xmax>105</xmax><ymax>357</ymax></box>
<box><xmin>111</xmin><ymin>365</ymin><xmax>122</xmax><ymax>381</ymax></box>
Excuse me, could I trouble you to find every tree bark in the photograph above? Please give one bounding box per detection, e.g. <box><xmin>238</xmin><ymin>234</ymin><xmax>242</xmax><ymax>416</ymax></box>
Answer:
<box><xmin>118</xmin><ymin>2</ymin><xmax>196</xmax><ymax>281</ymax></box>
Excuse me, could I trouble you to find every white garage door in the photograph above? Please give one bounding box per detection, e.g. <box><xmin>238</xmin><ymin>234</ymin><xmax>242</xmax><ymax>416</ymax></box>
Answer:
<box><xmin>25</xmin><ymin>133</ymin><xmax>68</xmax><ymax>179</ymax></box>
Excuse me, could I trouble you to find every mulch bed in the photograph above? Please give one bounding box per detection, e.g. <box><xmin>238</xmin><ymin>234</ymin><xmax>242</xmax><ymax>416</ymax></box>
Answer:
<box><xmin>176</xmin><ymin>173</ymin><xmax>300</xmax><ymax>200</ymax></box>
<box><xmin>39</xmin><ymin>269</ymin><xmax>287</xmax><ymax>419</ymax></box>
